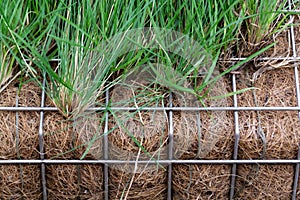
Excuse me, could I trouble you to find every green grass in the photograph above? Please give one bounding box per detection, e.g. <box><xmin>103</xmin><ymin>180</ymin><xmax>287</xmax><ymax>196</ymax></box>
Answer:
<box><xmin>239</xmin><ymin>0</ymin><xmax>292</xmax><ymax>50</ymax></box>
<box><xmin>0</xmin><ymin>43</ymin><xmax>15</xmax><ymax>93</ymax></box>
<box><xmin>46</xmin><ymin>0</ymin><xmax>108</xmax><ymax>118</ymax></box>
<box><xmin>0</xmin><ymin>0</ymin><xmax>29</xmax><ymax>92</ymax></box>
<box><xmin>1</xmin><ymin>0</ymin><xmax>295</xmax><ymax>99</ymax></box>
<box><xmin>0</xmin><ymin>0</ymin><xmax>59</xmax><ymax>92</ymax></box>
<box><xmin>96</xmin><ymin>0</ymin><xmax>247</xmax><ymax>99</ymax></box>
<box><xmin>3</xmin><ymin>0</ymin><xmax>280</xmax><ymax>113</ymax></box>
<box><xmin>0</xmin><ymin>0</ymin><xmax>294</xmax><ymax>163</ymax></box>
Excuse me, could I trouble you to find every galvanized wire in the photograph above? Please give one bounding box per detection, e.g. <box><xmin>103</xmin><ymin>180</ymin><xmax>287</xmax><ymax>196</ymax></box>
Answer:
<box><xmin>229</xmin><ymin>74</ymin><xmax>240</xmax><ymax>200</ymax></box>
<box><xmin>288</xmin><ymin>1</ymin><xmax>300</xmax><ymax>199</ymax></box>
<box><xmin>104</xmin><ymin>90</ymin><xmax>109</xmax><ymax>200</ymax></box>
<box><xmin>0</xmin><ymin>106</ymin><xmax>299</xmax><ymax>111</ymax></box>
<box><xmin>38</xmin><ymin>74</ymin><xmax>47</xmax><ymax>200</ymax></box>
<box><xmin>0</xmin><ymin>159</ymin><xmax>299</xmax><ymax>165</ymax></box>
<box><xmin>167</xmin><ymin>93</ymin><xmax>174</xmax><ymax>200</ymax></box>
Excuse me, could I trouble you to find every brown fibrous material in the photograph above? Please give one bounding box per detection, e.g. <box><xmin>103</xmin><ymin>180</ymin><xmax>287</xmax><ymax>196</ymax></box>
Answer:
<box><xmin>43</xmin><ymin>99</ymin><xmax>104</xmax><ymax>199</ymax></box>
<box><xmin>235</xmin><ymin>66</ymin><xmax>300</xmax><ymax>199</ymax></box>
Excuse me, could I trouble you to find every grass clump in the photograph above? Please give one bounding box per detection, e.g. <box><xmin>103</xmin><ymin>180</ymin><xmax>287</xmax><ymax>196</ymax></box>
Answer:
<box><xmin>45</xmin><ymin>1</ymin><xmax>110</xmax><ymax>118</ymax></box>
<box><xmin>0</xmin><ymin>0</ymin><xmax>58</xmax><ymax>93</ymax></box>
<box><xmin>42</xmin><ymin>0</ymin><xmax>157</xmax><ymax>118</ymax></box>
<box><xmin>238</xmin><ymin>0</ymin><xmax>293</xmax><ymax>55</ymax></box>
<box><xmin>13</xmin><ymin>0</ymin><xmax>274</xmax><ymax>117</ymax></box>
<box><xmin>0</xmin><ymin>0</ymin><xmax>29</xmax><ymax>92</ymax></box>
<box><xmin>0</xmin><ymin>43</ymin><xmax>15</xmax><ymax>93</ymax></box>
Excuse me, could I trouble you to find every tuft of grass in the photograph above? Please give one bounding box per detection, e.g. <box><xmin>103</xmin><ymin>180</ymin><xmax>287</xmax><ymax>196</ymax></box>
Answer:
<box><xmin>1</xmin><ymin>0</ymin><xmax>278</xmax><ymax>161</ymax></box>
<box><xmin>239</xmin><ymin>0</ymin><xmax>291</xmax><ymax>47</ymax></box>
<box><xmin>46</xmin><ymin>0</ymin><xmax>108</xmax><ymax>118</ymax></box>
<box><xmin>44</xmin><ymin>0</ymin><xmax>154</xmax><ymax>118</ymax></box>
<box><xmin>0</xmin><ymin>0</ymin><xmax>28</xmax><ymax>92</ymax></box>
<box><xmin>0</xmin><ymin>0</ymin><xmax>58</xmax><ymax>92</ymax></box>
<box><xmin>0</xmin><ymin>44</ymin><xmax>15</xmax><ymax>93</ymax></box>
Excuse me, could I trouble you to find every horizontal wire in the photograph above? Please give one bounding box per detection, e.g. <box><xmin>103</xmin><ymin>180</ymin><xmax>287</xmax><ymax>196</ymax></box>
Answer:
<box><xmin>0</xmin><ymin>159</ymin><xmax>299</xmax><ymax>164</ymax></box>
<box><xmin>0</xmin><ymin>106</ymin><xmax>299</xmax><ymax>111</ymax></box>
<box><xmin>220</xmin><ymin>56</ymin><xmax>300</xmax><ymax>62</ymax></box>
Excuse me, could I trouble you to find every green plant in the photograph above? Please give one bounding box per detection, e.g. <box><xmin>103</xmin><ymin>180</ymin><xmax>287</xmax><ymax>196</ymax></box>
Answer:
<box><xmin>92</xmin><ymin>0</ymin><xmax>273</xmax><ymax>164</ymax></box>
<box><xmin>2</xmin><ymin>0</ymin><xmax>275</xmax><ymax>160</ymax></box>
<box><xmin>0</xmin><ymin>0</ymin><xmax>29</xmax><ymax>92</ymax></box>
<box><xmin>43</xmin><ymin>0</ymin><xmax>156</xmax><ymax>118</ymax></box>
<box><xmin>79</xmin><ymin>0</ymin><xmax>273</xmax><ymax>160</ymax></box>
<box><xmin>46</xmin><ymin>0</ymin><xmax>106</xmax><ymax>118</ymax></box>
<box><xmin>240</xmin><ymin>0</ymin><xmax>290</xmax><ymax>47</ymax></box>
<box><xmin>0</xmin><ymin>0</ymin><xmax>58</xmax><ymax>92</ymax></box>
<box><xmin>0</xmin><ymin>44</ymin><xmax>16</xmax><ymax>93</ymax></box>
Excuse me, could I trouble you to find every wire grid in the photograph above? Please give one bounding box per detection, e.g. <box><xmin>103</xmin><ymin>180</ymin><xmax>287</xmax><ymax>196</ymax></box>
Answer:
<box><xmin>1</xmin><ymin>9</ymin><xmax>300</xmax><ymax>200</ymax></box>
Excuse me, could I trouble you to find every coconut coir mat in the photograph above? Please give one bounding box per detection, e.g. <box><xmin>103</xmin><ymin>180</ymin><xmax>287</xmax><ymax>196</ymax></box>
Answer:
<box><xmin>46</xmin><ymin>164</ymin><xmax>103</xmax><ymax>199</ymax></box>
<box><xmin>43</xmin><ymin>96</ymin><xmax>104</xmax><ymax>199</ymax></box>
<box><xmin>234</xmin><ymin>66</ymin><xmax>300</xmax><ymax>199</ymax></box>
<box><xmin>0</xmin><ymin>165</ymin><xmax>41</xmax><ymax>199</ymax></box>
<box><xmin>108</xmin><ymin>66</ymin><xmax>235</xmax><ymax>199</ymax></box>
<box><xmin>173</xmin><ymin>164</ymin><xmax>232</xmax><ymax>199</ymax></box>
<box><xmin>105</xmin><ymin>65</ymin><xmax>233</xmax><ymax>199</ymax></box>
<box><xmin>293</xmin><ymin>15</ymin><xmax>300</xmax><ymax>53</ymax></box>
<box><xmin>172</xmin><ymin>75</ymin><xmax>235</xmax><ymax>199</ymax></box>
<box><xmin>172</xmin><ymin>111</ymin><xmax>234</xmax><ymax>199</ymax></box>
<box><xmin>0</xmin><ymin>80</ymin><xmax>41</xmax><ymax>198</ymax></box>
<box><xmin>107</xmin><ymin>68</ymin><xmax>170</xmax><ymax>199</ymax></box>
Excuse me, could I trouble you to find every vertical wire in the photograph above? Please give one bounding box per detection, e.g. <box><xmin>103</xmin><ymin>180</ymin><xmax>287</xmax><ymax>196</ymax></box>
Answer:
<box><xmin>15</xmin><ymin>86</ymin><xmax>24</xmax><ymax>195</ymax></box>
<box><xmin>288</xmin><ymin>0</ymin><xmax>300</xmax><ymax>199</ymax></box>
<box><xmin>293</xmin><ymin>146</ymin><xmax>300</xmax><ymax>200</ymax></box>
<box><xmin>167</xmin><ymin>93</ymin><xmax>173</xmax><ymax>200</ymax></box>
<box><xmin>38</xmin><ymin>74</ymin><xmax>47</xmax><ymax>200</ymax></box>
<box><xmin>289</xmin><ymin>0</ymin><xmax>300</xmax><ymax>119</ymax></box>
<box><xmin>104</xmin><ymin>89</ymin><xmax>109</xmax><ymax>200</ymax></box>
<box><xmin>229</xmin><ymin>74</ymin><xmax>240</xmax><ymax>199</ymax></box>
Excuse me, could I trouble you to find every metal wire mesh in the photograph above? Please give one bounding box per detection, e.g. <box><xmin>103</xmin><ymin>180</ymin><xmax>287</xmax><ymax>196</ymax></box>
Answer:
<box><xmin>1</xmin><ymin>6</ymin><xmax>300</xmax><ymax>200</ymax></box>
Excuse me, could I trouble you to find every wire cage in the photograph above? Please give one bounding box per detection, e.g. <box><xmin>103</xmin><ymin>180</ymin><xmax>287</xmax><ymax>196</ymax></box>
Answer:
<box><xmin>1</xmin><ymin>4</ymin><xmax>300</xmax><ymax>200</ymax></box>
